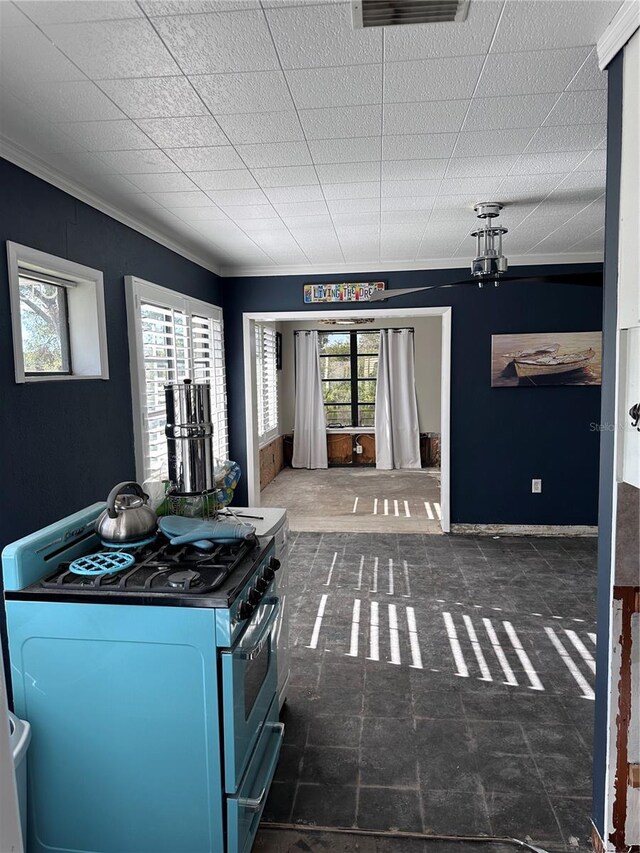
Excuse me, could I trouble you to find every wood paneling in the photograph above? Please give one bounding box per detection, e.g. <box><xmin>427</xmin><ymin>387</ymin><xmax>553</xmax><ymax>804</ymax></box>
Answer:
<box><xmin>356</xmin><ymin>434</ymin><xmax>376</xmax><ymax>465</ymax></box>
<box><xmin>259</xmin><ymin>435</ymin><xmax>284</xmax><ymax>490</ymax></box>
<box><xmin>327</xmin><ymin>433</ymin><xmax>353</xmax><ymax>465</ymax></box>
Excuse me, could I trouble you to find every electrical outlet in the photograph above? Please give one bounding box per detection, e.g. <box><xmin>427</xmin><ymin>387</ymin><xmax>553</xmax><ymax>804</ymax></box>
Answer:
<box><xmin>355</xmin><ymin>445</ymin><xmax>363</xmax><ymax>454</ymax></box>
<box><xmin>532</xmin><ymin>479</ymin><xmax>542</xmax><ymax>494</ymax></box>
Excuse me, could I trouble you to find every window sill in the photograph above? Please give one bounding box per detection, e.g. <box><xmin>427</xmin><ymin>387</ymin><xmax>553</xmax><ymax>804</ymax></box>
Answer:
<box><xmin>22</xmin><ymin>373</ymin><xmax>108</xmax><ymax>383</ymax></box>
<box><xmin>326</xmin><ymin>427</ymin><xmax>375</xmax><ymax>434</ymax></box>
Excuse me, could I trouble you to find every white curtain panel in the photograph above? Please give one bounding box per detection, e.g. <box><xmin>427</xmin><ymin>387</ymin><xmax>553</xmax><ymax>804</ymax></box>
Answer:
<box><xmin>375</xmin><ymin>329</ymin><xmax>421</xmax><ymax>470</ymax></box>
<box><xmin>292</xmin><ymin>331</ymin><xmax>328</xmax><ymax>469</ymax></box>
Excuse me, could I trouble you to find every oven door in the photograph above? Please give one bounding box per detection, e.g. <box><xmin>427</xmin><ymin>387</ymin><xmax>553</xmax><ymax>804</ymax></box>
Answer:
<box><xmin>221</xmin><ymin>589</ymin><xmax>280</xmax><ymax>793</ymax></box>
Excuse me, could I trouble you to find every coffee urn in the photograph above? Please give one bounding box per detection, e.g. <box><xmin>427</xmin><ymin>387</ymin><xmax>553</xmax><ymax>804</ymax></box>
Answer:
<box><xmin>165</xmin><ymin>379</ymin><xmax>215</xmax><ymax>495</ymax></box>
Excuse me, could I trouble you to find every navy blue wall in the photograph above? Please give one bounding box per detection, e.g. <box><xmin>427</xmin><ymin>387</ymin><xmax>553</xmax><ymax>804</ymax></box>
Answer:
<box><xmin>224</xmin><ymin>265</ymin><xmax>603</xmax><ymax>524</ymax></box>
<box><xmin>592</xmin><ymin>51</ymin><xmax>623</xmax><ymax>838</ymax></box>
<box><xmin>0</xmin><ymin>158</ymin><xmax>224</xmax><ymax>545</ymax></box>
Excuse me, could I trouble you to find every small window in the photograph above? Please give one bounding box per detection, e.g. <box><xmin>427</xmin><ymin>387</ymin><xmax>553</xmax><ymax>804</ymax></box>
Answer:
<box><xmin>318</xmin><ymin>330</ymin><xmax>380</xmax><ymax>427</ymax></box>
<box><xmin>7</xmin><ymin>242</ymin><xmax>108</xmax><ymax>383</ymax></box>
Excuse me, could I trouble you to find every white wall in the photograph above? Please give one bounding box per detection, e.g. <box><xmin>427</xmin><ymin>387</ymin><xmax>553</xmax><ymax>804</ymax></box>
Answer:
<box><xmin>277</xmin><ymin>316</ymin><xmax>442</xmax><ymax>434</ymax></box>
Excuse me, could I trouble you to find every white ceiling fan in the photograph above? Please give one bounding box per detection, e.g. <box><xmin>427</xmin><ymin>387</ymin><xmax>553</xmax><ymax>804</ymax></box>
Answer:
<box><xmin>368</xmin><ymin>202</ymin><xmax>603</xmax><ymax>302</ymax></box>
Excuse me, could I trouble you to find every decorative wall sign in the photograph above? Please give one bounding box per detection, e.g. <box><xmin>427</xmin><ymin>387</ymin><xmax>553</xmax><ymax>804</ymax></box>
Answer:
<box><xmin>303</xmin><ymin>281</ymin><xmax>386</xmax><ymax>303</ymax></box>
<box><xmin>491</xmin><ymin>331</ymin><xmax>602</xmax><ymax>387</ymax></box>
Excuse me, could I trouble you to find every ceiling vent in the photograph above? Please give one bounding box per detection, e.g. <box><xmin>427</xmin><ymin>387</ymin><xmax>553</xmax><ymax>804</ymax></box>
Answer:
<box><xmin>352</xmin><ymin>0</ymin><xmax>470</xmax><ymax>28</ymax></box>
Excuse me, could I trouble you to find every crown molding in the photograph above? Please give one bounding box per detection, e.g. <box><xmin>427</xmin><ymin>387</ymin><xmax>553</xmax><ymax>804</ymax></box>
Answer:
<box><xmin>597</xmin><ymin>0</ymin><xmax>640</xmax><ymax>69</ymax></box>
<box><xmin>0</xmin><ymin>139</ymin><xmax>223</xmax><ymax>277</ymax></box>
<box><xmin>219</xmin><ymin>252</ymin><xmax>604</xmax><ymax>278</ymax></box>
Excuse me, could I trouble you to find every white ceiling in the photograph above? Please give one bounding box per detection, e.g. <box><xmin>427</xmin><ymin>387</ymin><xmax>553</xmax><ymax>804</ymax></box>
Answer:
<box><xmin>0</xmin><ymin>0</ymin><xmax>619</xmax><ymax>275</ymax></box>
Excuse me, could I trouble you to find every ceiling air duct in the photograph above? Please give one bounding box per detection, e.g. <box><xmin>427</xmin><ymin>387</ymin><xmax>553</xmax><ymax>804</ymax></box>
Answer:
<box><xmin>352</xmin><ymin>0</ymin><xmax>470</xmax><ymax>28</ymax></box>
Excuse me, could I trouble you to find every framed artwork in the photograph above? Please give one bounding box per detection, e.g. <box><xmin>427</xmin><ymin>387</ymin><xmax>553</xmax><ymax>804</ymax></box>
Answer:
<box><xmin>303</xmin><ymin>281</ymin><xmax>385</xmax><ymax>303</ymax></box>
<box><xmin>491</xmin><ymin>331</ymin><xmax>602</xmax><ymax>387</ymax></box>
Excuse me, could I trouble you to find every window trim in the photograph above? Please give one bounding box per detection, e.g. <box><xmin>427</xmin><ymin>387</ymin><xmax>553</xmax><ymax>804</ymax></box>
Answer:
<box><xmin>7</xmin><ymin>241</ymin><xmax>109</xmax><ymax>383</ymax></box>
<box><xmin>125</xmin><ymin>275</ymin><xmax>227</xmax><ymax>485</ymax></box>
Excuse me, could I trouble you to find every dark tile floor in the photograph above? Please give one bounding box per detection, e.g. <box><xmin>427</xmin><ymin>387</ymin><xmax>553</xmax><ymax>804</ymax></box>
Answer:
<box><xmin>260</xmin><ymin>532</ymin><xmax>598</xmax><ymax>853</ymax></box>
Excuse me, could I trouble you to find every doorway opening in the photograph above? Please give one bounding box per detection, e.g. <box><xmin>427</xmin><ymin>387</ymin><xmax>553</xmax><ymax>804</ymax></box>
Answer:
<box><xmin>242</xmin><ymin>307</ymin><xmax>451</xmax><ymax>534</ymax></box>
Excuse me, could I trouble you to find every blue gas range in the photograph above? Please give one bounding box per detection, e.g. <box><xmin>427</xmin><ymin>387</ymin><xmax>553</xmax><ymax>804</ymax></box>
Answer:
<box><xmin>2</xmin><ymin>503</ymin><xmax>284</xmax><ymax>853</ymax></box>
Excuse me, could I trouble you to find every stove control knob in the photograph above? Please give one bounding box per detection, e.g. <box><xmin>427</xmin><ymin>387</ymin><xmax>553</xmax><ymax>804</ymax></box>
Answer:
<box><xmin>248</xmin><ymin>587</ymin><xmax>261</xmax><ymax>606</ymax></box>
<box><xmin>238</xmin><ymin>601</ymin><xmax>254</xmax><ymax>621</ymax></box>
<box><xmin>256</xmin><ymin>576</ymin><xmax>269</xmax><ymax>592</ymax></box>
<box><xmin>263</xmin><ymin>566</ymin><xmax>275</xmax><ymax>581</ymax></box>
<box><xmin>268</xmin><ymin>557</ymin><xmax>281</xmax><ymax>572</ymax></box>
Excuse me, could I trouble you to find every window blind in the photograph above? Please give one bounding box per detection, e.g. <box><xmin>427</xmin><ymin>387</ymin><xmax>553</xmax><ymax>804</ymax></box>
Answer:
<box><xmin>256</xmin><ymin>323</ymin><xmax>278</xmax><ymax>440</ymax></box>
<box><xmin>139</xmin><ymin>300</ymin><xmax>228</xmax><ymax>484</ymax></box>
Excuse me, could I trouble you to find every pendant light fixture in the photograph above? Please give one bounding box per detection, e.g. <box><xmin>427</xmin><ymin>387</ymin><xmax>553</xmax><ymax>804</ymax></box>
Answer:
<box><xmin>470</xmin><ymin>202</ymin><xmax>508</xmax><ymax>283</ymax></box>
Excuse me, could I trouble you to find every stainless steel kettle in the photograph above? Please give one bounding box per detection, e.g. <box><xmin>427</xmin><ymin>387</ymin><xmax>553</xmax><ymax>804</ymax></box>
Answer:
<box><xmin>95</xmin><ymin>482</ymin><xmax>158</xmax><ymax>544</ymax></box>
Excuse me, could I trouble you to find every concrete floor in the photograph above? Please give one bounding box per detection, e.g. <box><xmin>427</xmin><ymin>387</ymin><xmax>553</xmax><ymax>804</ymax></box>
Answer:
<box><xmin>261</xmin><ymin>468</ymin><xmax>443</xmax><ymax>534</ymax></box>
<box><xmin>260</xmin><ymin>531</ymin><xmax>597</xmax><ymax>853</ymax></box>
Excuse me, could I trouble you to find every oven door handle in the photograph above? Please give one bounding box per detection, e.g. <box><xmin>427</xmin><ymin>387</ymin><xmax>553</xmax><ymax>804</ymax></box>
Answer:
<box><xmin>238</xmin><ymin>723</ymin><xmax>285</xmax><ymax>812</ymax></box>
<box><xmin>237</xmin><ymin>598</ymin><xmax>280</xmax><ymax>661</ymax></box>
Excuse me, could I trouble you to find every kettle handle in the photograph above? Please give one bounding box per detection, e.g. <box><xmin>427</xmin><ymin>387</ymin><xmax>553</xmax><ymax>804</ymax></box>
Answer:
<box><xmin>106</xmin><ymin>482</ymin><xmax>149</xmax><ymax>519</ymax></box>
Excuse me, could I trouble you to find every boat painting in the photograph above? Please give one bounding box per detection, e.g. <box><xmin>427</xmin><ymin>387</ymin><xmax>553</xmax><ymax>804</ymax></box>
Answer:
<box><xmin>491</xmin><ymin>332</ymin><xmax>602</xmax><ymax>387</ymax></box>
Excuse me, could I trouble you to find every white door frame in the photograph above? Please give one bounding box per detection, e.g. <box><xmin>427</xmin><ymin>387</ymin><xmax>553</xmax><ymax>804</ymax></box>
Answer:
<box><xmin>242</xmin><ymin>306</ymin><xmax>452</xmax><ymax>533</ymax></box>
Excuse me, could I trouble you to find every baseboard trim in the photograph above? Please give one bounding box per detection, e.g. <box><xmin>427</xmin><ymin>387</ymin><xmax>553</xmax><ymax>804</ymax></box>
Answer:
<box><xmin>450</xmin><ymin>523</ymin><xmax>598</xmax><ymax>537</ymax></box>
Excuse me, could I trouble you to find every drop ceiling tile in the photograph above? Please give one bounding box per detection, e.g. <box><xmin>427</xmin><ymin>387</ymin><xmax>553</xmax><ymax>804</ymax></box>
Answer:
<box><xmin>382</xmin><ymin>179</ymin><xmax>441</xmax><ymax>197</ymax></box>
<box><xmin>40</xmin><ymin>19</ymin><xmax>180</xmax><ymax>79</ymax></box>
<box><xmin>440</xmin><ymin>175</ymin><xmax>503</xmax><ymax>195</ymax></box>
<box><xmin>95</xmin><ymin>148</ymin><xmax>180</xmax><ymax>173</ymax></box>
<box><xmin>462</xmin><ymin>93</ymin><xmax>560</xmax><ymax>132</ymax></box>
<box><xmin>188</xmin><ymin>169</ymin><xmax>258</xmax><ymax>190</ymax></box>
<box><xmin>446</xmin><ymin>155</ymin><xmax>519</xmax><ymax>178</ymax></box>
<box><xmin>219</xmin><ymin>204</ymin><xmax>277</xmax><ymax>219</ymax></box>
<box><xmin>567</xmin><ymin>228</ymin><xmax>604</xmax><ymax>251</ymax></box>
<box><xmin>208</xmin><ymin>188</ymin><xmax>270</xmax><ymax>206</ymax></box>
<box><xmin>125</xmin><ymin>172</ymin><xmax>197</xmax><ymax>192</ymax></box>
<box><xmin>567</xmin><ymin>50</ymin><xmax>607</xmax><ymax>91</ymax></box>
<box><xmin>236</xmin><ymin>141</ymin><xmax>312</xmax><ymax>168</ymax></box>
<box><xmin>252</xmin><ymin>165</ymin><xmax>319</xmax><ymax>187</ymax></box>
<box><xmin>327</xmin><ymin>198</ymin><xmax>379</xmax><ymax>215</ymax></box>
<box><xmin>574</xmin><ymin>149</ymin><xmax>607</xmax><ymax>171</ymax></box>
<box><xmin>215</xmin><ymin>111</ymin><xmax>303</xmax><ymax>144</ymax></box>
<box><xmin>149</xmin><ymin>190</ymin><xmax>215</xmax><ymax>207</ymax></box>
<box><xmin>250</xmin><ymin>231</ymin><xmax>302</xmax><ymax>249</ymax></box>
<box><xmin>509</xmin><ymin>150</ymin><xmax>593</xmax><ymax>175</ymax></box>
<box><xmin>98</xmin><ymin>77</ymin><xmax>207</xmax><ymax>119</ymax></box>
<box><xmin>381</xmin><ymin>196</ymin><xmax>434</xmax><ymax>212</ymax></box>
<box><xmin>190</xmin><ymin>71</ymin><xmax>294</xmax><ymax>114</ymax></box>
<box><xmin>0</xmin><ymin>3</ymin><xmax>30</xmax><ymax>26</ymax></box>
<box><xmin>56</xmin><ymin>119</ymin><xmax>154</xmax><ymax>151</ymax></box>
<box><xmin>476</xmin><ymin>47</ymin><xmax>591</xmax><ymax>97</ymax></box>
<box><xmin>88</xmin><ymin>172</ymin><xmax>143</xmax><ymax>195</ymax></box>
<box><xmin>235</xmin><ymin>218</ymin><xmax>288</xmax><ymax>232</ymax></box>
<box><xmin>381</xmin><ymin>159</ymin><xmax>448</xmax><ymax>181</ymax></box>
<box><xmin>17</xmin><ymin>1</ymin><xmax>142</xmax><ymax>24</ymax></box>
<box><xmin>265</xmin><ymin>3</ymin><xmax>381</xmax><ymax>69</ymax></box>
<box><xmin>298</xmin><ymin>105</ymin><xmax>382</xmax><ymax>140</ymax></box>
<box><xmin>384</xmin><ymin>56</ymin><xmax>484</xmax><ymax>104</ymax></box>
<box><xmin>43</xmin><ymin>150</ymin><xmax>117</xmax><ymax>177</ymax></box>
<box><xmin>152</xmin><ymin>11</ymin><xmax>279</xmax><ymax>74</ymax></box>
<box><xmin>273</xmin><ymin>200</ymin><xmax>329</xmax><ymax>217</ymax></box>
<box><xmin>383</xmin><ymin>133</ymin><xmax>457</xmax><ymax>161</ymax></box>
<box><xmin>383</xmin><ymin>100</ymin><xmax>469</xmax><ymax>135</ymax></box>
<box><xmin>382</xmin><ymin>223</ymin><xmax>425</xmax><ymax>239</ymax></box>
<box><xmin>491</xmin><ymin>1</ymin><xmax>620</xmax><ymax>54</ymax></box>
<box><xmin>383</xmin><ymin>1</ymin><xmax>502</xmax><ymax>61</ymax></box>
<box><xmin>7</xmin><ymin>80</ymin><xmax>125</xmax><ymax>123</ymax></box>
<box><xmin>382</xmin><ymin>210</ymin><xmax>429</xmax><ymax>225</ymax></box>
<box><xmin>315</xmin><ymin>162</ymin><xmax>380</xmax><ymax>183</ymax></box>
<box><xmin>0</xmin><ymin>26</ymin><xmax>85</xmax><ymax>87</ymax></box>
<box><xmin>321</xmin><ymin>182</ymin><xmax>380</xmax><ymax>199</ymax></box>
<box><xmin>264</xmin><ymin>185</ymin><xmax>325</xmax><ymax>203</ymax></box>
<box><xmin>168</xmin><ymin>146</ymin><xmax>245</xmax><ymax>171</ymax></box>
<box><xmin>284</xmin><ymin>215</ymin><xmax>334</xmax><ymax>230</ymax></box>
<box><xmin>332</xmin><ymin>212</ymin><xmax>380</xmax><ymax>228</ymax></box>
<box><xmin>496</xmin><ymin>173</ymin><xmax>565</xmax><ymax>199</ymax></box>
<box><xmin>549</xmin><ymin>169</ymin><xmax>606</xmax><ymax>197</ymax></box>
<box><xmin>171</xmin><ymin>205</ymin><xmax>229</xmax><ymax>222</ymax></box>
<box><xmin>453</xmin><ymin>128</ymin><xmax>536</xmax><ymax>158</ymax></box>
<box><xmin>286</xmin><ymin>64</ymin><xmax>382</xmax><ymax>109</ymax></box>
<box><xmin>135</xmin><ymin>116</ymin><xmax>226</xmax><ymax>149</ymax></box>
<box><xmin>142</xmin><ymin>1</ymin><xmax>260</xmax><ymax>15</ymax></box>
<box><xmin>526</xmin><ymin>123</ymin><xmax>606</xmax><ymax>153</ymax></box>
<box><xmin>542</xmin><ymin>90</ymin><xmax>608</xmax><ymax>126</ymax></box>
<box><xmin>309</xmin><ymin>136</ymin><xmax>381</xmax><ymax>164</ymax></box>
